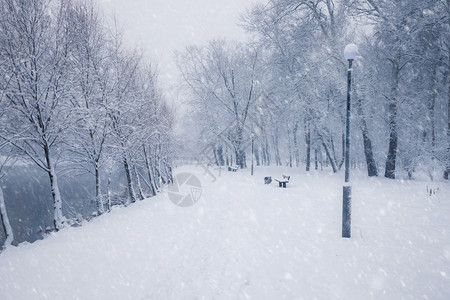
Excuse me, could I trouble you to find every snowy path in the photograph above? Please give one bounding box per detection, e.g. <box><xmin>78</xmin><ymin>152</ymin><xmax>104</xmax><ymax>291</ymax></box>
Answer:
<box><xmin>0</xmin><ymin>165</ymin><xmax>449</xmax><ymax>299</ymax></box>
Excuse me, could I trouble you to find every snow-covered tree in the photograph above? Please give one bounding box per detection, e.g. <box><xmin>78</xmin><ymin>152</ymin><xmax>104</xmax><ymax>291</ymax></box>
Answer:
<box><xmin>177</xmin><ymin>40</ymin><xmax>261</xmax><ymax>168</ymax></box>
<box><xmin>0</xmin><ymin>0</ymin><xmax>76</xmax><ymax>230</ymax></box>
<box><xmin>243</xmin><ymin>0</ymin><xmax>356</xmax><ymax>173</ymax></box>
<box><xmin>0</xmin><ymin>71</ymin><xmax>14</xmax><ymax>249</ymax></box>
<box><xmin>66</xmin><ymin>0</ymin><xmax>110</xmax><ymax>214</ymax></box>
<box><xmin>351</xmin><ymin>0</ymin><xmax>449</xmax><ymax>179</ymax></box>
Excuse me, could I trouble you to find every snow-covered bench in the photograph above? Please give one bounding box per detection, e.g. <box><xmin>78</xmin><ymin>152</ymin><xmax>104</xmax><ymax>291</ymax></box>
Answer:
<box><xmin>274</xmin><ymin>178</ymin><xmax>289</xmax><ymax>188</ymax></box>
<box><xmin>282</xmin><ymin>174</ymin><xmax>290</xmax><ymax>181</ymax></box>
<box><xmin>228</xmin><ymin>166</ymin><xmax>239</xmax><ymax>172</ymax></box>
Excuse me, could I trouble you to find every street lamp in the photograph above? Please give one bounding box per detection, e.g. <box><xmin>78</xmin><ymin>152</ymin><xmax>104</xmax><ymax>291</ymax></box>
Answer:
<box><xmin>342</xmin><ymin>43</ymin><xmax>358</xmax><ymax>238</ymax></box>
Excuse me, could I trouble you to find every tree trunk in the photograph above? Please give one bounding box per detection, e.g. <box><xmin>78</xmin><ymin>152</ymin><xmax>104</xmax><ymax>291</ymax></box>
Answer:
<box><xmin>95</xmin><ymin>165</ymin><xmax>104</xmax><ymax>214</ymax></box>
<box><xmin>241</xmin><ymin>151</ymin><xmax>247</xmax><ymax>168</ymax></box>
<box><xmin>0</xmin><ymin>187</ymin><xmax>13</xmax><ymax>248</ymax></box>
<box><xmin>254</xmin><ymin>146</ymin><xmax>260</xmax><ymax>166</ymax></box>
<box><xmin>384</xmin><ymin>57</ymin><xmax>400</xmax><ymax>179</ymax></box>
<box><xmin>263</xmin><ymin>136</ymin><xmax>270</xmax><ymax>165</ymax></box>
<box><xmin>213</xmin><ymin>145</ymin><xmax>219</xmax><ymax>166</ymax></box>
<box><xmin>134</xmin><ymin>165</ymin><xmax>145</xmax><ymax>200</ymax></box>
<box><xmin>428</xmin><ymin>63</ymin><xmax>437</xmax><ymax>181</ymax></box>
<box><xmin>49</xmin><ymin>166</ymin><xmax>64</xmax><ymax>231</ymax></box>
<box><xmin>315</xmin><ymin>149</ymin><xmax>319</xmax><ymax>170</ymax></box>
<box><xmin>444</xmin><ymin>0</ymin><xmax>450</xmax><ymax>180</ymax></box>
<box><xmin>322</xmin><ymin>142</ymin><xmax>338</xmax><ymax>173</ymax></box>
<box><xmin>445</xmin><ymin>67</ymin><xmax>450</xmax><ymax>179</ymax></box>
<box><xmin>143</xmin><ymin>145</ymin><xmax>157</xmax><ymax>196</ymax></box>
<box><xmin>293</xmin><ymin>122</ymin><xmax>300</xmax><ymax>167</ymax></box>
<box><xmin>123</xmin><ymin>155</ymin><xmax>136</xmax><ymax>204</ymax></box>
<box><xmin>287</xmin><ymin>125</ymin><xmax>292</xmax><ymax>167</ymax></box>
<box><xmin>44</xmin><ymin>142</ymin><xmax>64</xmax><ymax>231</ymax></box>
<box><xmin>165</xmin><ymin>160</ymin><xmax>173</xmax><ymax>184</ymax></box>
<box><xmin>234</xmin><ymin>126</ymin><xmax>246</xmax><ymax>168</ymax></box>
<box><xmin>385</xmin><ymin>61</ymin><xmax>400</xmax><ymax>179</ymax></box>
<box><xmin>234</xmin><ymin>148</ymin><xmax>239</xmax><ymax>167</ymax></box>
<box><xmin>261</xmin><ymin>145</ymin><xmax>266</xmax><ymax>166</ymax></box>
<box><xmin>273</xmin><ymin>133</ymin><xmax>282</xmax><ymax>166</ymax></box>
<box><xmin>217</xmin><ymin>144</ymin><xmax>225</xmax><ymax>166</ymax></box>
<box><xmin>106</xmin><ymin>168</ymin><xmax>112</xmax><ymax>212</ymax></box>
<box><xmin>338</xmin><ymin>133</ymin><xmax>345</xmax><ymax>170</ymax></box>
<box><xmin>355</xmin><ymin>91</ymin><xmax>378</xmax><ymax>176</ymax></box>
<box><xmin>305</xmin><ymin>122</ymin><xmax>311</xmax><ymax>171</ymax></box>
<box><xmin>330</xmin><ymin>136</ymin><xmax>342</xmax><ymax>171</ymax></box>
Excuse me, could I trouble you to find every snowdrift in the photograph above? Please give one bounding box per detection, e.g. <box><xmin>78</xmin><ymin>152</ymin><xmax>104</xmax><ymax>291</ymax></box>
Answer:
<box><xmin>0</xmin><ymin>165</ymin><xmax>449</xmax><ymax>299</ymax></box>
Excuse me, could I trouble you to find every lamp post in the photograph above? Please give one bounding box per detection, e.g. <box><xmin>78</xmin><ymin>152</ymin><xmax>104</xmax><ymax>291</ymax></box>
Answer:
<box><xmin>342</xmin><ymin>43</ymin><xmax>358</xmax><ymax>238</ymax></box>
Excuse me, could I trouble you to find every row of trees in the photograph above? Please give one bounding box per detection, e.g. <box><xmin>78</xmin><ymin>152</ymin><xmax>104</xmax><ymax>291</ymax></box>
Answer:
<box><xmin>0</xmin><ymin>0</ymin><xmax>175</xmax><ymax>248</ymax></box>
<box><xmin>178</xmin><ymin>0</ymin><xmax>449</xmax><ymax>181</ymax></box>
<box><xmin>177</xmin><ymin>40</ymin><xmax>261</xmax><ymax>169</ymax></box>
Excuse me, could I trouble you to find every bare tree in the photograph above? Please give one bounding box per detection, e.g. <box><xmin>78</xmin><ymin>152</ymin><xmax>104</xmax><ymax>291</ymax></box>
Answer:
<box><xmin>63</xmin><ymin>0</ymin><xmax>112</xmax><ymax>214</ymax></box>
<box><xmin>177</xmin><ymin>40</ymin><xmax>260</xmax><ymax>168</ymax></box>
<box><xmin>0</xmin><ymin>68</ymin><xmax>14</xmax><ymax>248</ymax></box>
<box><xmin>0</xmin><ymin>0</ymin><xmax>76</xmax><ymax>230</ymax></box>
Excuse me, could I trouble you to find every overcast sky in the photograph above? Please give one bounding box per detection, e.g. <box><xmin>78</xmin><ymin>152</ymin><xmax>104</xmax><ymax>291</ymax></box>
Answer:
<box><xmin>98</xmin><ymin>0</ymin><xmax>259</xmax><ymax>103</ymax></box>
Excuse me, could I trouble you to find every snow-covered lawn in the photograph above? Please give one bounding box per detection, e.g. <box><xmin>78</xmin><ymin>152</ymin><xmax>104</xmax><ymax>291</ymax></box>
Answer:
<box><xmin>0</xmin><ymin>165</ymin><xmax>449</xmax><ymax>299</ymax></box>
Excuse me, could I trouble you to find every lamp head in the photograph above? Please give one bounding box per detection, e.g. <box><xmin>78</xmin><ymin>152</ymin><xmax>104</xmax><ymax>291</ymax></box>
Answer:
<box><xmin>344</xmin><ymin>44</ymin><xmax>358</xmax><ymax>60</ymax></box>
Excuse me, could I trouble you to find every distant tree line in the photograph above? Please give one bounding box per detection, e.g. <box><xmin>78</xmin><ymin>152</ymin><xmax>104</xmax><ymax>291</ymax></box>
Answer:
<box><xmin>178</xmin><ymin>0</ymin><xmax>449</xmax><ymax>181</ymax></box>
<box><xmin>0</xmin><ymin>0</ymin><xmax>175</xmax><ymax>248</ymax></box>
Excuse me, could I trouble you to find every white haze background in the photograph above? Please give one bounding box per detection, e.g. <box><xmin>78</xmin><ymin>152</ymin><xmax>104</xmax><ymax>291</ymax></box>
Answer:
<box><xmin>99</xmin><ymin>0</ymin><xmax>256</xmax><ymax>103</ymax></box>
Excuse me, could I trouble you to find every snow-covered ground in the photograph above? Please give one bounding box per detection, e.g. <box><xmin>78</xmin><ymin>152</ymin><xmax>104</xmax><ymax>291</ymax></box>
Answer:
<box><xmin>0</xmin><ymin>165</ymin><xmax>449</xmax><ymax>299</ymax></box>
